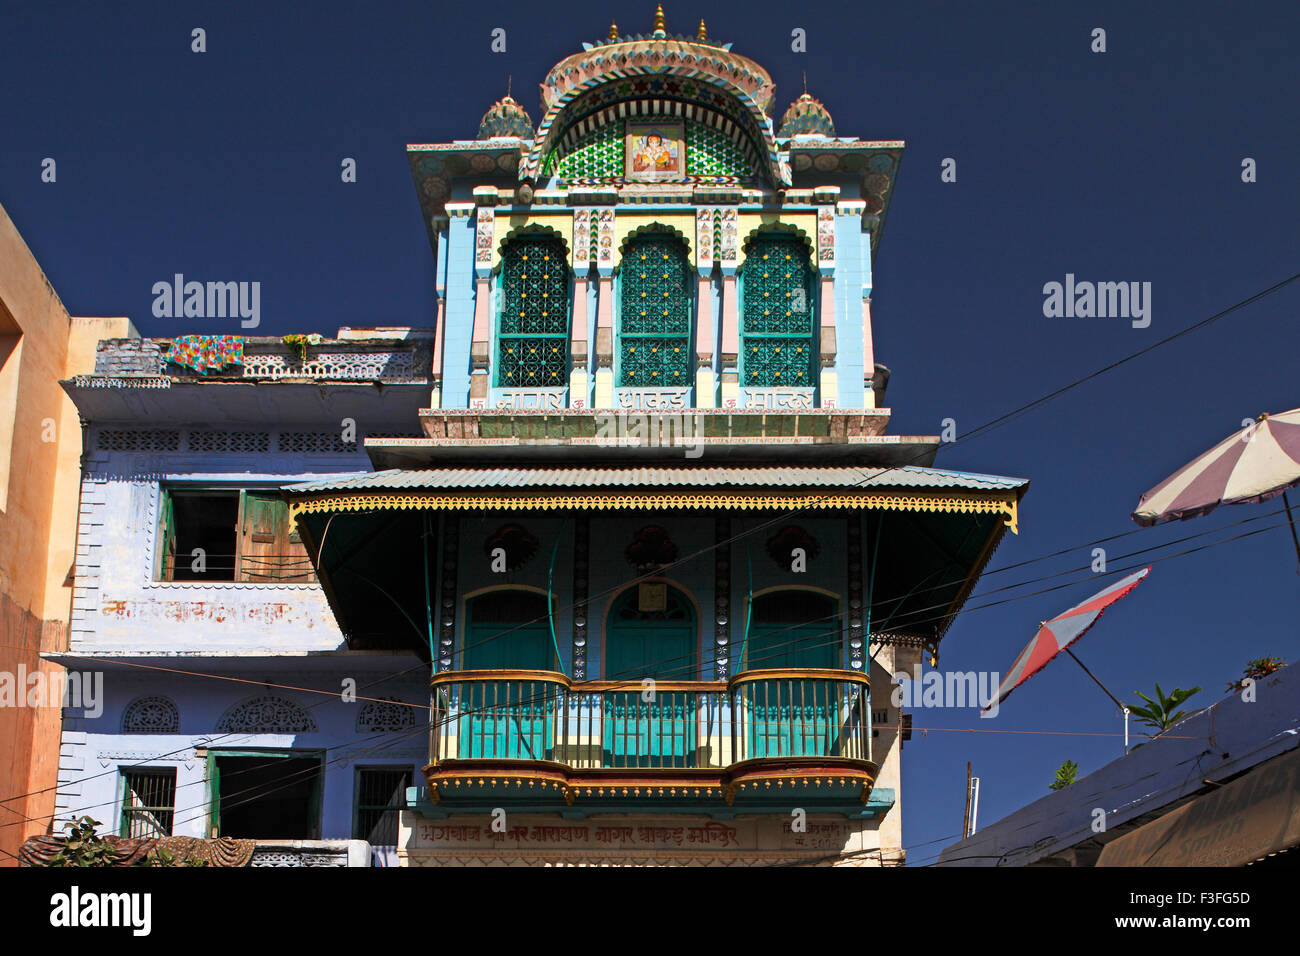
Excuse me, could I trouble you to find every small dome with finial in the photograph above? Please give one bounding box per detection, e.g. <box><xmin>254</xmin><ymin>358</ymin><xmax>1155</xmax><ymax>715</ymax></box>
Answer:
<box><xmin>477</xmin><ymin>94</ymin><xmax>534</xmax><ymax>140</ymax></box>
<box><xmin>778</xmin><ymin>92</ymin><xmax>835</xmax><ymax>138</ymax></box>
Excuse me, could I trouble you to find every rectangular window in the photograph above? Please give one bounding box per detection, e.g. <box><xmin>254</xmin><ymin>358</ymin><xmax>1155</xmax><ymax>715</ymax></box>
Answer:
<box><xmin>211</xmin><ymin>752</ymin><xmax>322</xmax><ymax>839</ymax></box>
<box><xmin>120</xmin><ymin>768</ymin><xmax>177</xmax><ymax>837</ymax></box>
<box><xmin>353</xmin><ymin>767</ymin><xmax>411</xmax><ymax>845</ymax></box>
<box><xmin>158</xmin><ymin>488</ymin><xmax>314</xmax><ymax>582</ymax></box>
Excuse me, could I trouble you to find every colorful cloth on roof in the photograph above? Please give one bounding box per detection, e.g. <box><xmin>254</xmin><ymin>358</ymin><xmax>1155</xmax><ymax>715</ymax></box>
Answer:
<box><xmin>165</xmin><ymin>334</ymin><xmax>244</xmax><ymax>374</ymax></box>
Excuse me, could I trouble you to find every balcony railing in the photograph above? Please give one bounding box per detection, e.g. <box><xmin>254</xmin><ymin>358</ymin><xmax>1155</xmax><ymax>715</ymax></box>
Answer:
<box><xmin>430</xmin><ymin>669</ymin><xmax>871</xmax><ymax>769</ymax></box>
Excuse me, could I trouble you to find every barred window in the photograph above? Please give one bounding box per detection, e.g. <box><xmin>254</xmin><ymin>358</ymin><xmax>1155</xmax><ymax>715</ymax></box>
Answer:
<box><xmin>618</xmin><ymin>234</ymin><xmax>693</xmax><ymax>387</ymax></box>
<box><xmin>740</xmin><ymin>234</ymin><xmax>815</xmax><ymax>387</ymax></box>
<box><xmin>496</xmin><ymin>236</ymin><xmax>571</xmax><ymax>388</ymax></box>
<box><xmin>120</xmin><ymin>768</ymin><xmax>176</xmax><ymax>838</ymax></box>
<box><xmin>354</xmin><ymin>767</ymin><xmax>412</xmax><ymax>845</ymax></box>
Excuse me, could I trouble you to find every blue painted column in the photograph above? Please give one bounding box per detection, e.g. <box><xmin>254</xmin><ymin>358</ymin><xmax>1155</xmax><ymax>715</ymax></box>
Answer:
<box><xmin>440</xmin><ymin>203</ymin><xmax>477</xmax><ymax>408</ymax></box>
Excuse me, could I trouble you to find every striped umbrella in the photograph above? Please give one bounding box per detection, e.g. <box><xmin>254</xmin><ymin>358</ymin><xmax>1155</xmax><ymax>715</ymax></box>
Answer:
<box><xmin>1132</xmin><ymin>407</ymin><xmax>1300</xmax><ymax>566</ymax></box>
<box><xmin>985</xmin><ymin>568</ymin><xmax>1153</xmax><ymax>753</ymax></box>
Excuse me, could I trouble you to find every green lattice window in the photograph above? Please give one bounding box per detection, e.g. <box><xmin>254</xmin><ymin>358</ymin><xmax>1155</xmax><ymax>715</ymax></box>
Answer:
<box><xmin>686</xmin><ymin>121</ymin><xmax>751</xmax><ymax>177</ymax></box>
<box><xmin>740</xmin><ymin>234</ymin><xmax>815</xmax><ymax>387</ymax></box>
<box><xmin>618</xmin><ymin>235</ymin><xmax>693</xmax><ymax>387</ymax></box>
<box><xmin>497</xmin><ymin>236</ymin><xmax>571</xmax><ymax>388</ymax></box>
<box><xmin>548</xmin><ymin>123</ymin><xmax>623</xmax><ymax>179</ymax></box>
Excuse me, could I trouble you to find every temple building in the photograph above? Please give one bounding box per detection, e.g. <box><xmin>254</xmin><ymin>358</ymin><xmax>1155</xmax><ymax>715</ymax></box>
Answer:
<box><xmin>42</xmin><ymin>9</ymin><xmax>1027</xmax><ymax>867</ymax></box>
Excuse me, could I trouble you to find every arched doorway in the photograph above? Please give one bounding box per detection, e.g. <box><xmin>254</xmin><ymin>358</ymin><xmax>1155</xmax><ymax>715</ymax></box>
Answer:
<box><xmin>740</xmin><ymin>589</ymin><xmax>841</xmax><ymax>758</ymax></box>
<box><xmin>462</xmin><ymin>590</ymin><xmax>554</xmax><ymax>670</ymax></box>
<box><xmin>457</xmin><ymin>590</ymin><xmax>556</xmax><ymax>760</ymax></box>
<box><xmin>602</xmin><ymin>583</ymin><xmax>698</xmax><ymax>767</ymax></box>
<box><xmin>744</xmin><ymin>589</ymin><xmax>840</xmax><ymax>670</ymax></box>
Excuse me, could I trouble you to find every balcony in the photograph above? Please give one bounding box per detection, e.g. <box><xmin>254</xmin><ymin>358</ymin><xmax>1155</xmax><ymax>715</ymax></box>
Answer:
<box><xmin>424</xmin><ymin>669</ymin><xmax>881</xmax><ymax>818</ymax></box>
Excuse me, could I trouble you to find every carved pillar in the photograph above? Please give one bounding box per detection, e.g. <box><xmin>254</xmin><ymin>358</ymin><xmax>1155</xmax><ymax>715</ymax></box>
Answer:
<box><xmin>438</xmin><ymin>514</ymin><xmax>460</xmax><ymax>672</ymax></box>
<box><xmin>817</xmin><ymin>205</ymin><xmax>838</xmax><ymax>409</ymax></box>
<box><xmin>469</xmin><ymin>206</ymin><xmax>495</xmax><ymax>408</ymax></box>
<box><xmin>572</xmin><ymin>515</ymin><xmax>590</xmax><ymax>679</ymax></box>
<box><xmin>694</xmin><ymin>207</ymin><xmax>717</xmax><ymax>408</ymax></box>
<box><xmin>714</xmin><ymin>514</ymin><xmax>732</xmax><ymax>681</ymax></box>
<box><xmin>847</xmin><ymin>514</ymin><xmax>865</xmax><ymax>671</ymax></box>
<box><xmin>591</xmin><ymin>208</ymin><xmax>616</xmax><ymax>409</ymax></box>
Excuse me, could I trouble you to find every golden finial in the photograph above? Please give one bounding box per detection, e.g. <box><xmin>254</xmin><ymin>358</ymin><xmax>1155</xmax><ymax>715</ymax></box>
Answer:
<box><xmin>697</xmin><ymin>19</ymin><xmax>708</xmax><ymax>41</ymax></box>
<box><xmin>653</xmin><ymin>4</ymin><xmax>666</xmax><ymax>36</ymax></box>
<box><xmin>608</xmin><ymin>21</ymin><xmax>619</xmax><ymax>41</ymax></box>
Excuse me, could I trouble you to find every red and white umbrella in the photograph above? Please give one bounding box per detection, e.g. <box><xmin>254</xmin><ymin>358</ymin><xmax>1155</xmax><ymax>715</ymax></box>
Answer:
<box><xmin>984</xmin><ymin>567</ymin><xmax>1150</xmax><ymax>751</ymax></box>
<box><xmin>1132</xmin><ymin>407</ymin><xmax>1300</xmax><ymax>566</ymax></box>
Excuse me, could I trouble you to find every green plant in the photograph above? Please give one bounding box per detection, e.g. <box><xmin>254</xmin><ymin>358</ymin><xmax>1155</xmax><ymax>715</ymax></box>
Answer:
<box><xmin>48</xmin><ymin>816</ymin><xmax>119</xmax><ymax>867</ymax></box>
<box><xmin>1049</xmin><ymin>760</ymin><xmax>1079</xmax><ymax>791</ymax></box>
<box><xmin>1129</xmin><ymin>683</ymin><xmax>1202</xmax><ymax>734</ymax></box>
<box><xmin>141</xmin><ymin>845</ymin><xmax>207</xmax><ymax>867</ymax></box>
<box><xmin>1227</xmin><ymin>657</ymin><xmax>1286</xmax><ymax>693</ymax></box>
<box><xmin>282</xmin><ymin>333</ymin><xmax>321</xmax><ymax>362</ymax></box>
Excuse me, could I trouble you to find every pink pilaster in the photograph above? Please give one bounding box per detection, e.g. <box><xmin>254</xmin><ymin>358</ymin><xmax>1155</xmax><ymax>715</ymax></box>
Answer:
<box><xmin>719</xmin><ymin>275</ymin><xmax>739</xmax><ymax>358</ymax></box>
<box><xmin>695</xmin><ymin>276</ymin><xmax>713</xmax><ymax>360</ymax></box>
<box><xmin>471</xmin><ymin>276</ymin><xmax>492</xmax><ymax>353</ymax></box>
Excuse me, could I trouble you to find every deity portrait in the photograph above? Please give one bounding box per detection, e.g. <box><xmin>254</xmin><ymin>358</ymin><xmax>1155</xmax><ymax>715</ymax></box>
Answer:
<box><xmin>625</xmin><ymin>121</ymin><xmax>684</xmax><ymax>180</ymax></box>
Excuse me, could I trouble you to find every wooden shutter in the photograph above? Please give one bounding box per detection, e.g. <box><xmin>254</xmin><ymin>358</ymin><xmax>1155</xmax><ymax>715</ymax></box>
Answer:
<box><xmin>237</xmin><ymin>492</ymin><xmax>313</xmax><ymax>582</ymax></box>
<box><xmin>157</xmin><ymin>489</ymin><xmax>177</xmax><ymax>581</ymax></box>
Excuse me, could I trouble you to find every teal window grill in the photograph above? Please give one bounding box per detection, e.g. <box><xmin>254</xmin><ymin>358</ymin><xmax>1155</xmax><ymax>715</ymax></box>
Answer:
<box><xmin>618</xmin><ymin>235</ymin><xmax>693</xmax><ymax>387</ymax></box>
<box><xmin>740</xmin><ymin>234</ymin><xmax>816</xmax><ymax>387</ymax></box>
<box><xmin>496</xmin><ymin>236</ymin><xmax>571</xmax><ymax>388</ymax></box>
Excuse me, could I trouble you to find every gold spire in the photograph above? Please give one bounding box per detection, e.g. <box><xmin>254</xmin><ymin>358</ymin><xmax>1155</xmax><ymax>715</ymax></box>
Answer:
<box><xmin>653</xmin><ymin>4</ymin><xmax>666</xmax><ymax>36</ymax></box>
<box><xmin>608</xmin><ymin>21</ymin><xmax>619</xmax><ymax>41</ymax></box>
<box><xmin>697</xmin><ymin>19</ymin><xmax>708</xmax><ymax>41</ymax></box>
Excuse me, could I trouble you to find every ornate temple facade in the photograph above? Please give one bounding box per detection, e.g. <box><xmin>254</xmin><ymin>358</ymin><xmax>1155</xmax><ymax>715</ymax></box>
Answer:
<box><xmin>44</xmin><ymin>10</ymin><xmax>1027</xmax><ymax>867</ymax></box>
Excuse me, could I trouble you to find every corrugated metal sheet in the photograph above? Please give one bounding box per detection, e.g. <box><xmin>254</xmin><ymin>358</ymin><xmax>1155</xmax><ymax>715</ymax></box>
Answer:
<box><xmin>284</xmin><ymin>465</ymin><xmax>1028</xmax><ymax>494</ymax></box>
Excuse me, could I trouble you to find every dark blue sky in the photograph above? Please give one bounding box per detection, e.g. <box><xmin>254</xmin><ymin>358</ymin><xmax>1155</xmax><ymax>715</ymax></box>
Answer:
<box><xmin>3</xmin><ymin>1</ymin><xmax>1297</xmax><ymax>863</ymax></box>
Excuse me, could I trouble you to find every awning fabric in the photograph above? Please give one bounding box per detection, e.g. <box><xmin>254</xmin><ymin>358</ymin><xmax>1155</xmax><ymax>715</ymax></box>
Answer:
<box><xmin>1096</xmin><ymin>746</ymin><xmax>1300</xmax><ymax>867</ymax></box>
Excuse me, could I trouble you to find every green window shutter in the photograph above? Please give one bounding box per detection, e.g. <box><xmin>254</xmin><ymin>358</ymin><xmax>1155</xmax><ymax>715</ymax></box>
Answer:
<box><xmin>618</xmin><ymin>235</ymin><xmax>693</xmax><ymax>387</ymax></box>
<box><xmin>237</xmin><ymin>492</ymin><xmax>313</xmax><ymax>582</ymax></box>
<box><xmin>740</xmin><ymin>234</ymin><xmax>815</xmax><ymax>387</ymax></box>
<box><xmin>157</xmin><ymin>489</ymin><xmax>177</xmax><ymax>581</ymax></box>
<box><xmin>496</xmin><ymin>236</ymin><xmax>572</xmax><ymax>388</ymax></box>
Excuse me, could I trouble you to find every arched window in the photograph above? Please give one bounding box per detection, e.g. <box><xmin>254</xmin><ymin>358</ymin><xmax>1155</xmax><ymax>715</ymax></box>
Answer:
<box><xmin>739</xmin><ymin>233</ymin><xmax>815</xmax><ymax>388</ymax></box>
<box><xmin>745</xmin><ymin>590</ymin><xmax>839</xmax><ymax>670</ymax></box>
<box><xmin>617</xmin><ymin>233</ymin><xmax>693</xmax><ymax>387</ymax></box>
<box><xmin>604</xmin><ymin>584</ymin><xmax>697</xmax><ymax>680</ymax></box>
<box><xmin>462</xmin><ymin>590</ymin><xmax>554</xmax><ymax>670</ymax></box>
<box><xmin>496</xmin><ymin>235</ymin><xmax>571</xmax><ymax>388</ymax></box>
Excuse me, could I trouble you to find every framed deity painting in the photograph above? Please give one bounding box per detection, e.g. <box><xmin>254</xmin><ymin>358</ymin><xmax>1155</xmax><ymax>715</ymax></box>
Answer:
<box><xmin>625</xmin><ymin>120</ymin><xmax>686</xmax><ymax>181</ymax></box>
